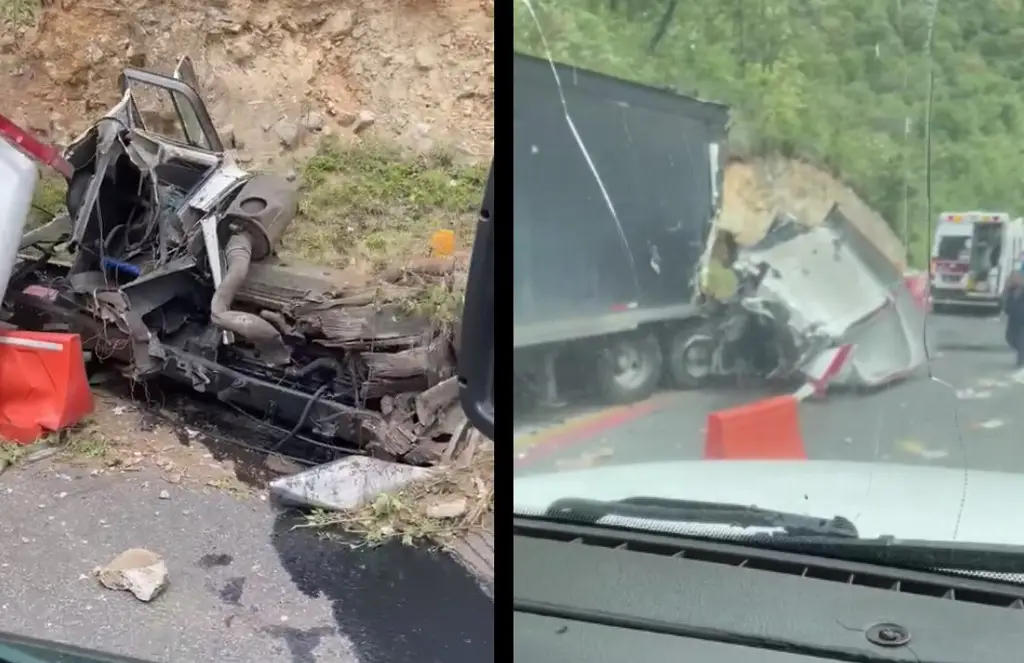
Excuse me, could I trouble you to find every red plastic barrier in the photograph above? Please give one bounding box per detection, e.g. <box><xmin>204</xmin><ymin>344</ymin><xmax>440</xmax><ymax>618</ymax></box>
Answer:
<box><xmin>0</xmin><ymin>113</ymin><xmax>72</xmax><ymax>180</ymax></box>
<box><xmin>903</xmin><ymin>271</ymin><xmax>930</xmax><ymax>312</ymax></box>
<box><xmin>0</xmin><ymin>331</ymin><xmax>92</xmax><ymax>444</ymax></box>
<box><xmin>704</xmin><ymin>396</ymin><xmax>806</xmax><ymax>460</ymax></box>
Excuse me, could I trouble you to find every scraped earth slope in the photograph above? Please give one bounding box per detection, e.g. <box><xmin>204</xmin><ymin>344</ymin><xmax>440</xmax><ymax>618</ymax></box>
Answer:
<box><xmin>720</xmin><ymin>157</ymin><xmax>907</xmax><ymax>269</ymax></box>
<box><xmin>0</xmin><ymin>0</ymin><xmax>494</xmax><ymax>165</ymax></box>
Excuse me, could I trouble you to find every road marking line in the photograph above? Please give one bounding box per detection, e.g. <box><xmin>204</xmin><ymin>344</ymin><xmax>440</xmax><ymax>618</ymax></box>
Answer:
<box><xmin>514</xmin><ymin>394</ymin><xmax>674</xmax><ymax>466</ymax></box>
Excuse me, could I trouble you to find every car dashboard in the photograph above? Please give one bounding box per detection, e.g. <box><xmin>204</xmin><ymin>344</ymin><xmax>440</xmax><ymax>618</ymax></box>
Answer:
<box><xmin>513</xmin><ymin>518</ymin><xmax>1024</xmax><ymax>662</ymax></box>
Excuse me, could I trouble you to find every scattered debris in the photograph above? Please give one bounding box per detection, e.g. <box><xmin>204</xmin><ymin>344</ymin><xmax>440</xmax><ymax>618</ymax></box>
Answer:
<box><xmin>95</xmin><ymin>548</ymin><xmax>169</xmax><ymax>602</ymax></box>
<box><xmin>425</xmin><ymin>497</ymin><xmax>468</xmax><ymax>520</ymax></box>
<box><xmin>296</xmin><ymin>427</ymin><xmax>493</xmax><ymax>548</ymax></box>
<box><xmin>896</xmin><ymin>439</ymin><xmax>950</xmax><ymax>461</ymax></box>
<box><xmin>271</xmin><ymin>455</ymin><xmax>434</xmax><ymax>512</ymax></box>
<box><xmin>265</xmin><ymin>454</ymin><xmax>304</xmax><ymax>476</ymax></box>
<box><xmin>555</xmin><ymin>447</ymin><xmax>615</xmax><ymax>471</ymax></box>
<box><xmin>956</xmin><ymin>388</ymin><xmax>993</xmax><ymax>400</ymax></box>
<box><xmin>12</xmin><ymin>80</ymin><xmax>483</xmax><ymax>469</ymax></box>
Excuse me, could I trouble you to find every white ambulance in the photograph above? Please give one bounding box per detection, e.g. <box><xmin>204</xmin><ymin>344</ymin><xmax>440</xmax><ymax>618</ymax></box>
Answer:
<box><xmin>930</xmin><ymin>211</ymin><xmax>1024</xmax><ymax>311</ymax></box>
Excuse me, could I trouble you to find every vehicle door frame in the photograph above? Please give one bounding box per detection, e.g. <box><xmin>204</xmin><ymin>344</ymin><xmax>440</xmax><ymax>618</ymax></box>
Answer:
<box><xmin>118</xmin><ymin>61</ymin><xmax>224</xmax><ymax>154</ymax></box>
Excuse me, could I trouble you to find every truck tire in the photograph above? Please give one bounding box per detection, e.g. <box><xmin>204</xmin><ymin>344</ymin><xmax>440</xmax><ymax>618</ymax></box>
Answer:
<box><xmin>591</xmin><ymin>332</ymin><xmax>663</xmax><ymax>405</ymax></box>
<box><xmin>666</xmin><ymin>327</ymin><xmax>715</xmax><ymax>390</ymax></box>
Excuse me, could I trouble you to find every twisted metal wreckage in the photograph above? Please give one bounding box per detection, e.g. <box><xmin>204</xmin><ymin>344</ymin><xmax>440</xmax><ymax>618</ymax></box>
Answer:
<box><xmin>7</xmin><ymin>59</ymin><xmax>465</xmax><ymax>465</ymax></box>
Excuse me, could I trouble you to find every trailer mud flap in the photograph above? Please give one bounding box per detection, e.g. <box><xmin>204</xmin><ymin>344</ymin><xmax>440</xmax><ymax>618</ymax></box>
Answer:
<box><xmin>0</xmin><ymin>330</ymin><xmax>93</xmax><ymax>444</ymax></box>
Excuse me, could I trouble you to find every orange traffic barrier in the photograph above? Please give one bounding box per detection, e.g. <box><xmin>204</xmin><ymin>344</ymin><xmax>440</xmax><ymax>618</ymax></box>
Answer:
<box><xmin>704</xmin><ymin>395</ymin><xmax>806</xmax><ymax>460</ymax></box>
<box><xmin>903</xmin><ymin>272</ymin><xmax>930</xmax><ymax>312</ymax></box>
<box><xmin>0</xmin><ymin>331</ymin><xmax>93</xmax><ymax>444</ymax></box>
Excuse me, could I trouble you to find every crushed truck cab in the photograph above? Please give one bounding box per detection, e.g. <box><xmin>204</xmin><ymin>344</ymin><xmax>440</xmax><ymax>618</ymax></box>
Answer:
<box><xmin>5</xmin><ymin>57</ymin><xmax>465</xmax><ymax>460</ymax></box>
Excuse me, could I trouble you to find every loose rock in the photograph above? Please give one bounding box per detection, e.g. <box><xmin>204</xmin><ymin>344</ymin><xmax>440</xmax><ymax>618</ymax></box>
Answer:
<box><xmin>352</xmin><ymin>110</ymin><xmax>375</xmax><ymax>135</ymax></box>
<box><xmin>335</xmin><ymin>109</ymin><xmax>357</xmax><ymax>127</ymax></box>
<box><xmin>274</xmin><ymin>120</ymin><xmax>301</xmax><ymax>149</ymax></box>
<box><xmin>414</xmin><ymin>47</ymin><xmax>437</xmax><ymax>70</ymax></box>
<box><xmin>302</xmin><ymin>110</ymin><xmax>326</xmax><ymax>132</ymax></box>
<box><xmin>321</xmin><ymin>9</ymin><xmax>355</xmax><ymax>41</ymax></box>
<box><xmin>95</xmin><ymin>548</ymin><xmax>169</xmax><ymax>602</ymax></box>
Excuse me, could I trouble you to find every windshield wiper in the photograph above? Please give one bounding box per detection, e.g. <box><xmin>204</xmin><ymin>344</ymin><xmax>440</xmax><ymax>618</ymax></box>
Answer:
<box><xmin>544</xmin><ymin>496</ymin><xmax>859</xmax><ymax>538</ymax></box>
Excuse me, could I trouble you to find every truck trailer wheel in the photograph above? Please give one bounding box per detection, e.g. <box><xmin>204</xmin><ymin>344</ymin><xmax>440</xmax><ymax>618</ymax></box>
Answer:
<box><xmin>591</xmin><ymin>332</ymin><xmax>663</xmax><ymax>405</ymax></box>
<box><xmin>666</xmin><ymin>328</ymin><xmax>715</xmax><ymax>390</ymax></box>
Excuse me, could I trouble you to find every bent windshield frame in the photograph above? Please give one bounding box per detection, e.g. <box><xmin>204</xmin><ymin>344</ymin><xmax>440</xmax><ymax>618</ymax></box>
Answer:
<box><xmin>119</xmin><ymin>67</ymin><xmax>224</xmax><ymax>153</ymax></box>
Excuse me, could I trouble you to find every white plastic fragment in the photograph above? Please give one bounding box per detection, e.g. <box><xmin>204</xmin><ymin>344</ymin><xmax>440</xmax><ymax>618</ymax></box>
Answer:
<box><xmin>269</xmin><ymin>455</ymin><xmax>435</xmax><ymax>511</ymax></box>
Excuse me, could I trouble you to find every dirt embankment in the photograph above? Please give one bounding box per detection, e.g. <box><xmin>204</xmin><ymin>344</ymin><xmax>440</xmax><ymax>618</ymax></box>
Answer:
<box><xmin>0</xmin><ymin>0</ymin><xmax>494</xmax><ymax>167</ymax></box>
<box><xmin>720</xmin><ymin>157</ymin><xmax>907</xmax><ymax>269</ymax></box>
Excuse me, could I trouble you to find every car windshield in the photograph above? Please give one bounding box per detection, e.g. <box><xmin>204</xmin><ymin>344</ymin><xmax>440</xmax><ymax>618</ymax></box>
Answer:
<box><xmin>512</xmin><ymin>0</ymin><xmax>1024</xmax><ymax>558</ymax></box>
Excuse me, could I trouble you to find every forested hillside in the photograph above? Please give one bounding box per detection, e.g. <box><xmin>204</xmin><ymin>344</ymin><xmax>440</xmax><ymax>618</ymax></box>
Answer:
<box><xmin>514</xmin><ymin>0</ymin><xmax>1024</xmax><ymax>264</ymax></box>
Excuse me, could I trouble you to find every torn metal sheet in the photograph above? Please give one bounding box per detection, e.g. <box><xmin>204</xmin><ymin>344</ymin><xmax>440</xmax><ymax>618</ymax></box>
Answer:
<box><xmin>735</xmin><ymin>207</ymin><xmax>927</xmax><ymax>390</ymax></box>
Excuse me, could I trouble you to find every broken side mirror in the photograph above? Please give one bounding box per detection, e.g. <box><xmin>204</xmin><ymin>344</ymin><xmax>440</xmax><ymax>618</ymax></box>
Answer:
<box><xmin>459</xmin><ymin>162</ymin><xmax>495</xmax><ymax>442</ymax></box>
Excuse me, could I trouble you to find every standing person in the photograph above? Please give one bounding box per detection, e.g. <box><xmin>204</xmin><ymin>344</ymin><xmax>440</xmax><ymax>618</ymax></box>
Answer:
<box><xmin>1003</xmin><ymin>271</ymin><xmax>1024</xmax><ymax>367</ymax></box>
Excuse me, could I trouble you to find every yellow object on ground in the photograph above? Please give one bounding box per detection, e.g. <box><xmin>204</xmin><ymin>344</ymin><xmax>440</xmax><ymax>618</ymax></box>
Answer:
<box><xmin>430</xmin><ymin>229</ymin><xmax>456</xmax><ymax>256</ymax></box>
<box><xmin>701</xmin><ymin>259</ymin><xmax>739</xmax><ymax>301</ymax></box>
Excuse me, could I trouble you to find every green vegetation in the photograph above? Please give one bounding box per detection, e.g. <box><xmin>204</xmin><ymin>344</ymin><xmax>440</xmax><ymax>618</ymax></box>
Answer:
<box><xmin>29</xmin><ymin>171</ymin><xmax>66</xmax><ymax>228</ymax></box>
<box><xmin>514</xmin><ymin>0</ymin><xmax>1024</xmax><ymax>265</ymax></box>
<box><xmin>0</xmin><ymin>0</ymin><xmax>41</xmax><ymax>27</ymax></box>
<box><xmin>283</xmin><ymin>138</ymin><xmax>488</xmax><ymax>270</ymax></box>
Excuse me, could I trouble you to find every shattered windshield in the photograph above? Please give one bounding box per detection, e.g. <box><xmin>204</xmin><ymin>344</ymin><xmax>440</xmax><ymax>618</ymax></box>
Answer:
<box><xmin>512</xmin><ymin>0</ymin><xmax>1024</xmax><ymax>554</ymax></box>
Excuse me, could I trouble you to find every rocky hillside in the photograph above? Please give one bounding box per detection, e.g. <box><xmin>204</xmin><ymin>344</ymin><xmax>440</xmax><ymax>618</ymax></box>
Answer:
<box><xmin>1</xmin><ymin>0</ymin><xmax>494</xmax><ymax>167</ymax></box>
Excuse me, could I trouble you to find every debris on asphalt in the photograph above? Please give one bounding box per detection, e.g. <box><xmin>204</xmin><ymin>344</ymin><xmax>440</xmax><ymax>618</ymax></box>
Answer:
<box><xmin>896</xmin><ymin>439</ymin><xmax>950</xmax><ymax>460</ymax></box>
<box><xmin>270</xmin><ymin>455</ymin><xmax>435</xmax><ymax>512</ymax></box>
<box><xmin>264</xmin><ymin>454</ymin><xmax>305</xmax><ymax>476</ymax></box>
<box><xmin>955</xmin><ymin>387</ymin><xmax>993</xmax><ymax>400</ymax></box>
<box><xmin>295</xmin><ymin>427</ymin><xmax>493</xmax><ymax>548</ymax></box>
<box><xmin>425</xmin><ymin>497</ymin><xmax>468</xmax><ymax>519</ymax></box>
<box><xmin>555</xmin><ymin>447</ymin><xmax>615</xmax><ymax>471</ymax></box>
<box><xmin>95</xmin><ymin>548</ymin><xmax>169</xmax><ymax>602</ymax></box>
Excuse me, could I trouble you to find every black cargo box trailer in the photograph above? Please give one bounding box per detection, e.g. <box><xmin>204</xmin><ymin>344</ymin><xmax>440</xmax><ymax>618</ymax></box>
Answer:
<box><xmin>513</xmin><ymin>52</ymin><xmax>730</xmax><ymax>406</ymax></box>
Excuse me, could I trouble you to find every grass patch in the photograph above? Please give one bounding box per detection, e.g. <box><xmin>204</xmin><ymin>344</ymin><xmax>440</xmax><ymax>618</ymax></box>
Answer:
<box><xmin>28</xmin><ymin>170</ymin><xmax>66</xmax><ymax>229</ymax></box>
<box><xmin>400</xmin><ymin>280</ymin><xmax>465</xmax><ymax>330</ymax></box>
<box><xmin>0</xmin><ymin>420</ymin><xmax>109</xmax><ymax>472</ymax></box>
<box><xmin>0</xmin><ymin>0</ymin><xmax>41</xmax><ymax>27</ymax></box>
<box><xmin>281</xmin><ymin>137</ymin><xmax>487</xmax><ymax>271</ymax></box>
<box><xmin>0</xmin><ymin>441</ymin><xmax>31</xmax><ymax>467</ymax></box>
<box><xmin>56</xmin><ymin>423</ymin><xmax>111</xmax><ymax>459</ymax></box>
<box><xmin>299</xmin><ymin>446</ymin><xmax>494</xmax><ymax>548</ymax></box>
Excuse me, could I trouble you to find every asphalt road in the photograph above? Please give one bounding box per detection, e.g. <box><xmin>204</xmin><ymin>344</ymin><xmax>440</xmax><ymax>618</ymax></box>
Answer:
<box><xmin>514</xmin><ymin>309</ymin><xmax>1023</xmax><ymax>475</ymax></box>
<box><xmin>0</xmin><ymin>461</ymin><xmax>493</xmax><ymax>663</ymax></box>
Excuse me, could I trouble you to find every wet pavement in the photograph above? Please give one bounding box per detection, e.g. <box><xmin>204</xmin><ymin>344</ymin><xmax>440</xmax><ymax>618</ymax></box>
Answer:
<box><xmin>0</xmin><ymin>461</ymin><xmax>493</xmax><ymax>663</ymax></box>
<box><xmin>514</xmin><ymin>309</ymin><xmax>1022</xmax><ymax>476</ymax></box>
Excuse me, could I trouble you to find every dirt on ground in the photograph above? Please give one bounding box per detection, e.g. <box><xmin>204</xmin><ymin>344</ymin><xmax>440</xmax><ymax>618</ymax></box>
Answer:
<box><xmin>1</xmin><ymin>0</ymin><xmax>494</xmax><ymax>166</ymax></box>
<box><xmin>720</xmin><ymin>156</ymin><xmax>907</xmax><ymax>269</ymax></box>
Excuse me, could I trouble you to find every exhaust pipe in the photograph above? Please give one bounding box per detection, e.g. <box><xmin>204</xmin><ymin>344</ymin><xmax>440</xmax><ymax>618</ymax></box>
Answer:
<box><xmin>211</xmin><ymin>233</ymin><xmax>291</xmax><ymax>366</ymax></box>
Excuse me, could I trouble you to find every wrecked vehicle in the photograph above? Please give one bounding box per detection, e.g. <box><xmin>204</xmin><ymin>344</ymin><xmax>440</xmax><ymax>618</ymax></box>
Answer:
<box><xmin>669</xmin><ymin>206</ymin><xmax>928</xmax><ymax>393</ymax></box>
<box><xmin>512</xmin><ymin>52</ymin><xmax>729</xmax><ymax>408</ymax></box>
<box><xmin>8</xmin><ymin>58</ymin><xmax>462</xmax><ymax>464</ymax></box>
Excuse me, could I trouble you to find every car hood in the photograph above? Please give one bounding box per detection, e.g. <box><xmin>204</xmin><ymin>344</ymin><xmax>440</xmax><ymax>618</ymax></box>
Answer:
<box><xmin>514</xmin><ymin>459</ymin><xmax>1024</xmax><ymax>546</ymax></box>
